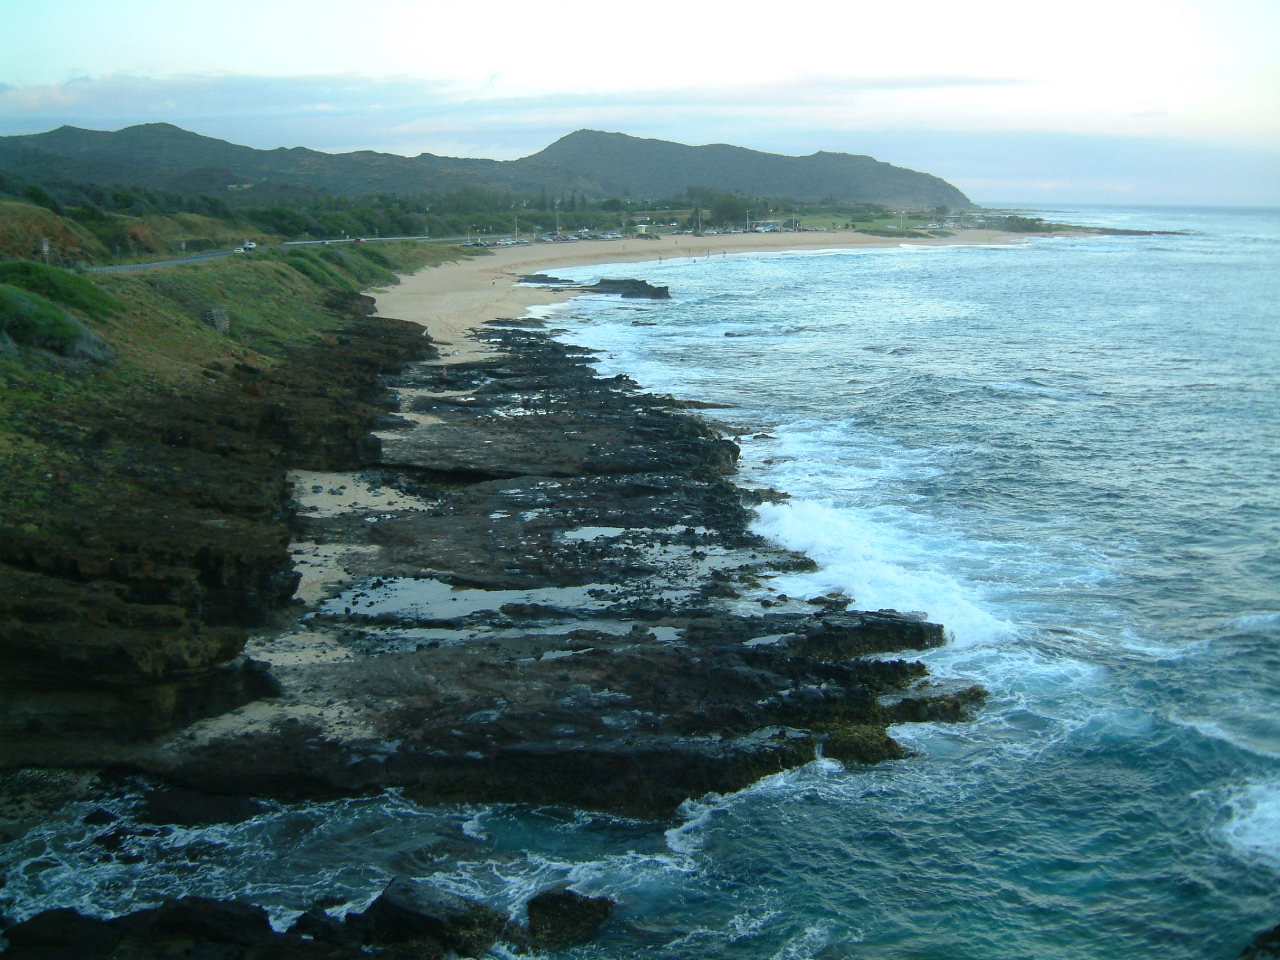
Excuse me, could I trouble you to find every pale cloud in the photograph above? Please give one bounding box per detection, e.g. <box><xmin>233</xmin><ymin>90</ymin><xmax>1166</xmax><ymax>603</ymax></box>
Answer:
<box><xmin>0</xmin><ymin>16</ymin><xmax>1276</xmax><ymax>207</ymax></box>
<box><xmin>4</xmin><ymin>0</ymin><xmax>1276</xmax><ymax>142</ymax></box>
<box><xmin>0</xmin><ymin>72</ymin><xmax>1031</xmax><ymax>153</ymax></box>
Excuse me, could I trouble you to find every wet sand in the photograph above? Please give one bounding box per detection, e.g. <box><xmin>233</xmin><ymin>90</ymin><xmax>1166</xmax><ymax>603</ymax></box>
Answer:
<box><xmin>284</xmin><ymin>227</ymin><xmax>1027</xmax><ymax>607</ymax></box>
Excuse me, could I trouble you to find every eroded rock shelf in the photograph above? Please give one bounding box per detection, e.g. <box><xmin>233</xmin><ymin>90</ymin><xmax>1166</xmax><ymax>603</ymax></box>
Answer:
<box><xmin>1</xmin><ymin>296</ymin><xmax>984</xmax><ymax>957</ymax></box>
<box><xmin>121</xmin><ymin>315</ymin><xmax>982</xmax><ymax>818</ymax></box>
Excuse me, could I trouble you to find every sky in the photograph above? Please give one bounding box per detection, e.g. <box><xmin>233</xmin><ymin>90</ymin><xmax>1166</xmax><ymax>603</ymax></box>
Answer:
<box><xmin>1</xmin><ymin>0</ymin><xmax>1277</xmax><ymax>206</ymax></box>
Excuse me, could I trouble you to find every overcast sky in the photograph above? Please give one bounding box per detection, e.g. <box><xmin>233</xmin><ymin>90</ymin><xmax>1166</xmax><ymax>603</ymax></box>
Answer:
<box><xmin>2</xmin><ymin>0</ymin><xmax>1276</xmax><ymax>206</ymax></box>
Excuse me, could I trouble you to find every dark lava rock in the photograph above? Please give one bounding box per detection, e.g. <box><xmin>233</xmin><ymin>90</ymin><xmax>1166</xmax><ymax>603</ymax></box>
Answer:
<box><xmin>122</xmin><ymin>324</ymin><xmax>984</xmax><ymax>819</ymax></box>
<box><xmin>518</xmin><ymin>273</ymin><xmax>575</xmax><ymax>285</ymax></box>
<box><xmin>582</xmin><ymin>278</ymin><xmax>670</xmax><ymax>299</ymax></box>
<box><xmin>288</xmin><ymin>905</ymin><xmax>363</xmax><ymax>949</ymax></box>
<box><xmin>523</xmin><ymin>885</ymin><xmax>615</xmax><ymax>950</ymax></box>
<box><xmin>886</xmin><ymin>685</ymin><xmax>986</xmax><ymax>724</ymax></box>
<box><xmin>142</xmin><ymin>787</ymin><xmax>267</xmax><ymax>826</ymax></box>
<box><xmin>0</xmin><ymin>309</ymin><xmax>436</xmax><ymax>755</ymax></box>
<box><xmin>3</xmin><ymin>899</ymin><xmax>276</xmax><ymax>959</ymax></box>
<box><xmin>4</xmin><ymin>892</ymin><xmax>513</xmax><ymax>959</ymax></box>
<box><xmin>356</xmin><ymin>877</ymin><xmax>506</xmax><ymax>955</ymax></box>
<box><xmin>1241</xmin><ymin>922</ymin><xmax>1280</xmax><ymax>959</ymax></box>
<box><xmin>2</xmin><ymin>908</ymin><xmax>123</xmax><ymax>957</ymax></box>
<box><xmin>111</xmin><ymin>896</ymin><xmax>276</xmax><ymax>946</ymax></box>
<box><xmin>83</xmin><ymin>807</ymin><xmax>117</xmax><ymax>826</ymax></box>
<box><xmin>796</xmin><ymin>610</ymin><xmax>944</xmax><ymax>658</ymax></box>
<box><xmin>518</xmin><ymin>274</ymin><xmax>670</xmax><ymax>298</ymax></box>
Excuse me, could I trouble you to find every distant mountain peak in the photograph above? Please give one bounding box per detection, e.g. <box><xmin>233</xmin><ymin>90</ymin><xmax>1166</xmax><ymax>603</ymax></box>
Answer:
<box><xmin>0</xmin><ymin>123</ymin><xmax>971</xmax><ymax>207</ymax></box>
<box><xmin>526</xmin><ymin>130</ymin><xmax>970</xmax><ymax>206</ymax></box>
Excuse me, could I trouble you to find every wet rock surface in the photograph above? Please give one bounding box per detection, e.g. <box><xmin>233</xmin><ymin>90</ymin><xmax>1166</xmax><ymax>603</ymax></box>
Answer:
<box><xmin>1</xmin><ymin>293</ymin><xmax>984</xmax><ymax>957</ymax></box>
<box><xmin>0</xmin><ymin>299</ymin><xmax>435</xmax><ymax>755</ymax></box>
<box><xmin>518</xmin><ymin>274</ymin><xmax>671</xmax><ymax>298</ymax></box>
<box><xmin>1241</xmin><ymin>922</ymin><xmax>1280</xmax><ymax>960</ymax></box>
<box><xmin>119</xmin><ymin>319</ymin><xmax>983</xmax><ymax>817</ymax></box>
<box><xmin>522</xmin><ymin>885</ymin><xmax>616</xmax><ymax>950</ymax></box>
<box><xmin>3</xmin><ymin>879</ymin><xmax>563</xmax><ymax>958</ymax></box>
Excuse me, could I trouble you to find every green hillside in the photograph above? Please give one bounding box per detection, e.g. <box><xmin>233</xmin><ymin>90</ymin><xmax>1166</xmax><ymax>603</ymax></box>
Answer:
<box><xmin>0</xmin><ymin>123</ymin><xmax>597</xmax><ymax>200</ymax></box>
<box><xmin>0</xmin><ymin>123</ymin><xmax>972</xmax><ymax>208</ymax></box>
<box><xmin>528</xmin><ymin>130</ymin><xmax>972</xmax><ymax>207</ymax></box>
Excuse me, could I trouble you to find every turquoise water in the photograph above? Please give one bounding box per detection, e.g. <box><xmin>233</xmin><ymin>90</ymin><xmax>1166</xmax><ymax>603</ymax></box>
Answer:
<box><xmin>543</xmin><ymin>206</ymin><xmax>1280</xmax><ymax>957</ymax></box>
<box><xmin>4</xmin><ymin>206</ymin><xmax>1277</xmax><ymax>957</ymax></box>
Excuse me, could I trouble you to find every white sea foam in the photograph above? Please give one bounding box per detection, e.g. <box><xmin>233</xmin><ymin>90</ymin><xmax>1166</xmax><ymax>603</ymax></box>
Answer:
<box><xmin>1220</xmin><ymin>781</ymin><xmax>1280</xmax><ymax>870</ymax></box>
<box><xmin>1173</xmin><ymin>716</ymin><xmax>1280</xmax><ymax>761</ymax></box>
<box><xmin>751</xmin><ymin>498</ymin><xmax>1013</xmax><ymax>649</ymax></box>
<box><xmin>1227</xmin><ymin>611</ymin><xmax>1280</xmax><ymax>633</ymax></box>
<box><xmin>665</xmin><ymin>795</ymin><xmax>723</xmax><ymax>855</ymax></box>
<box><xmin>770</xmin><ymin>922</ymin><xmax>844</xmax><ymax>959</ymax></box>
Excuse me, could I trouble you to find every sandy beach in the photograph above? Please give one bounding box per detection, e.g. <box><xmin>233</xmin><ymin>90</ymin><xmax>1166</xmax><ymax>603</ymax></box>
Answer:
<box><xmin>281</xmin><ymin>227</ymin><xmax>1026</xmax><ymax>605</ymax></box>
<box><xmin>373</xmin><ymin>228</ymin><xmax>1021</xmax><ymax>360</ymax></box>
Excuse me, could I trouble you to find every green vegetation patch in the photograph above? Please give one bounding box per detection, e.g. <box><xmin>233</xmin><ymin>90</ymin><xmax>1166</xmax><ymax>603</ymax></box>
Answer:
<box><xmin>860</xmin><ymin>228</ymin><xmax>933</xmax><ymax>239</ymax></box>
<box><xmin>0</xmin><ymin>283</ymin><xmax>110</xmax><ymax>358</ymax></box>
<box><xmin>281</xmin><ymin>248</ymin><xmax>357</xmax><ymax>291</ymax></box>
<box><xmin>0</xmin><ymin>261</ymin><xmax>124</xmax><ymax>319</ymax></box>
<box><xmin>318</xmin><ymin>244</ymin><xmax>398</xmax><ymax>286</ymax></box>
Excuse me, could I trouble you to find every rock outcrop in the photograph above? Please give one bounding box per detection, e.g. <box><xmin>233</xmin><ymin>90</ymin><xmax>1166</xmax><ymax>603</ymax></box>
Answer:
<box><xmin>519</xmin><ymin>274</ymin><xmax>671</xmax><ymax>298</ymax></box>
<box><xmin>2</xmin><ymin>879</ymin><xmax>620</xmax><ymax>959</ymax></box>
<box><xmin>0</xmin><ymin>302</ymin><xmax>436</xmax><ymax>755</ymax></box>
<box><xmin>117</xmin><ymin>318</ymin><xmax>982</xmax><ymax>818</ymax></box>
<box><xmin>0</xmin><ymin>288</ymin><xmax>984</xmax><ymax>958</ymax></box>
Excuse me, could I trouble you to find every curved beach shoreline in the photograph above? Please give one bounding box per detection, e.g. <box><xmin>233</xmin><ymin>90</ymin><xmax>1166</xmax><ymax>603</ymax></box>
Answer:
<box><xmin>373</xmin><ymin>228</ymin><xmax>1022</xmax><ymax>359</ymax></box>
<box><xmin>0</xmin><ymin>227</ymin><xmax>1008</xmax><ymax>954</ymax></box>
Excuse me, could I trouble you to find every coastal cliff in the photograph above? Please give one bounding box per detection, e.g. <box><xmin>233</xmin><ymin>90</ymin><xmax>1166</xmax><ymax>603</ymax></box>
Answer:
<box><xmin>1</xmin><ymin>257</ymin><xmax>983</xmax><ymax>955</ymax></box>
<box><xmin>0</xmin><ymin>298</ymin><xmax>436</xmax><ymax>753</ymax></box>
<box><xmin>1</xmin><ymin>254</ymin><xmax>982</xmax><ymax>805</ymax></box>
<box><xmin>119</xmin><ymin>317</ymin><xmax>982</xmax><ymax>817</ymax></box>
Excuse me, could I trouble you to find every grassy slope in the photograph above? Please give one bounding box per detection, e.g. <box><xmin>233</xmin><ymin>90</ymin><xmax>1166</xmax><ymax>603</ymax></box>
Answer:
<box><xmin>0</xmin><ymin>200</ymin><xmax>107</xmax><ymax>263</ymax></box>
<box><xmin>0</xmin><ymin>237</ymin><xmax>464</xmax><ymax>534</ymax></box>
<box><xmin>1</xmin><ymin>199</ymin><xmax>267</xmax><ymax>265</ymax></box>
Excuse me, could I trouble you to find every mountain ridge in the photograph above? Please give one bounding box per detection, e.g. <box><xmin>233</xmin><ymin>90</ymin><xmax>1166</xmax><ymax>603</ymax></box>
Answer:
<box><xmin>0</xmin><ymin>123</ymin><xmax>972</xmax><ymax>207</ymax></box>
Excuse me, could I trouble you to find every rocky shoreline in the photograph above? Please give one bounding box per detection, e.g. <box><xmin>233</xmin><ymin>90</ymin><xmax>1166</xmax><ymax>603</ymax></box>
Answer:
<box><xmin>127</xmin><ymin>313</ymin><xmax>984</xmax><ymax>814</ymax></box>
<box><xmin>0</xmin><ymin>291</ymin><xmax>434</xmax><ymax>756</ymax></box>
<box><xmin>2</xmin><ymin>287</ymin><xmax>983</xmax><ymax>955</ymax></box>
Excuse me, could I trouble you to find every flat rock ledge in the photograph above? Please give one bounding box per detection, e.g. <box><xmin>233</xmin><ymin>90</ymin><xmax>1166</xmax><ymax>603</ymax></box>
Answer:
<box><xmin>0</xmin><ymin>294</ymin><xmax>433</xmax><ymax>751</ymax></box>
<box><xmin>2</xmin><ymin>881</ymin><xmax>614</xmax><ymax>959</ymax></box>
<box><xmin>0</xmin><ymin>298</ymin><xmax>986</xmax><ymax>957</ymax></box>
<box><xmin>112</xmin><ymin>317</ymin><xmax>984</xmax><ymax>818</ymax></box>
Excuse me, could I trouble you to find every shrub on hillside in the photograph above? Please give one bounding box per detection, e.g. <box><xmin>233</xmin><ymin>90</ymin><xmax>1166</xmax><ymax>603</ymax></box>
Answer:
<box><xmin>0</xmin><ymin>262</ymin><xmax>124</xmax><ymax>320</ymax></box>
<box><xmin>0</xmin><ymin>284</ymin><xmax>113</xmax><ymax>360</ymax></box>
<box><xmin>318</xmin><ymin>245</ymin><xmax>397</xmax><ymax>285</ymax></box>
<box><xmin>283</xmin><ymin>249</ymin><xmax>355</xmax><ymax>291</ymax></box>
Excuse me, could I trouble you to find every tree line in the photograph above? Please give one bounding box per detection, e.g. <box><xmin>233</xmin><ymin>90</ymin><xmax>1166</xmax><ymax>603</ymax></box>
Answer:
<box><xmin>0</xmin><ymin>169</ymin><xmax>896</xmax><ymax>254</ymax></box>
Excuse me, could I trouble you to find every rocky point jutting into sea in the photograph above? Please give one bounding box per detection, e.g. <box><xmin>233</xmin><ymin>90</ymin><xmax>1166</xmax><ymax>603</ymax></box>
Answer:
<box><xmin>1</xmin><ymin>271</ymin><xmax>981</xmax><ymax>956</ymax></box>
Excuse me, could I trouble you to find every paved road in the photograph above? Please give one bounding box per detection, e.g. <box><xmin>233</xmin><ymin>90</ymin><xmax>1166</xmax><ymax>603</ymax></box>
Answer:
<box><xmin>84</xmin><ymin>249</ymin><xmax>238</xmax><ymax>273</ymax></box>
<box><xmin>83</xmin><ymin>235</ymin><xmax>466</xmax><ymax>273</ymax></box>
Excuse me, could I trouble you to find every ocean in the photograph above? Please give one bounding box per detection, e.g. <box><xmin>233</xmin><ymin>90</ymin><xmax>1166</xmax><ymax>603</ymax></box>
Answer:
<box><xmin>4</xmin><ymin>205</ymin><xmax>1278</xmax><ymax>958</ymax></box>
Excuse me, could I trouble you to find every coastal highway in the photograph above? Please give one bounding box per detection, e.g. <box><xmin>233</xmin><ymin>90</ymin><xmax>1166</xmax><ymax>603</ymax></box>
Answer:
<box><xmin>83</xmin><ymin>235</ymin><xmax>456</xmax><ymax>273</ymax></box>
<box><xmin>85</xmin><ymin>248</ymin><xmax>242</xmax><ymax>273</ymax></box>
